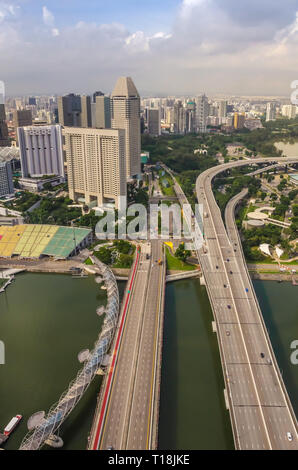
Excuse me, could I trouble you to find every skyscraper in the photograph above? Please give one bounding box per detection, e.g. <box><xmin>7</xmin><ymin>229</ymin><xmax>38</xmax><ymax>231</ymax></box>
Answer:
<box><xmin>196</xmin><ymin>94</ymin><xmax>209</xmax><ymax>133</ymax></box>
<box><xmin>81</xmin><ymin>96</ymin><xmax>92</xmax><ymax>128</ymax></box>
<box><xmin>0</xmin><ymin>160</ymin><xmax>14</xmax><ymax>197</ymax></box>
<box><xmin>218</xmin><ymin>100</ymin><xmax>227</xmax><ymax>119</ymax></box>
<box><xmin>57</xmin><ymin>94</ymin><xmax>82</xmax><ymax>127</ymax></box>
<box><xmin>63</xmin><ymin>127</ymin><xmax>127</xmax><ymax>209</ymax></box>
<box><xmin>233</xmin><ymin>112</ymin><xmax>245</xmax><ymax>129</ymax></box>
<box><xmin>18</xmin><ymin>125</ymin><xmax>64</xmax><ymax>178</ymax></box>
<box><xmin>92</xmin><ymin>95</ymin><xmax>111</xmax><ymax>129</ymax></box>
<box><xmin>147</xmin><ymin>108</ymin><xmax>161</xmax><ymax>136</ymax></box>
<box><xmin>111</xmin><ymin>77</ymin><xmax>141</xmax><ymax>179</ymax></box>
<box><xmin>0</xmin><ymin>104</ymin><xmax>10</xmax><ymax>147</ymax></box>
<box><xmin>13</xmin><ymin>109</ymin><xmax>33</xmax><ymax>129</ymax></box>
<box><xmin>173</xmin><ymin>101</ymin><xmax>186</xmax><ymax>134</ymax></box>
<box><xmin>266</xmin><ymin>103</ymin><xmax>276</xmax><ymax>122</ymax></box>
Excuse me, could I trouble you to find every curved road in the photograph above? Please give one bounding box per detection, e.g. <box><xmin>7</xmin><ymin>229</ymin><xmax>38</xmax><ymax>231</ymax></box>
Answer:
<box><xmin>195</xmin><ymin>157</ymin><xmax>298</xmax><ymax>450</ymax></box>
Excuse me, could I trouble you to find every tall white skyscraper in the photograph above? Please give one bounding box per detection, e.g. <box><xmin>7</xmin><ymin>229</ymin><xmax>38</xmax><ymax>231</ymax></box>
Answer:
<box><xmin>195</xmin><ymin>94</ymin><xmax>209</xmax><ymax>133</ymax></box>
<box><xmin>63</xmin><ymin>127</ymin><xmax>127</xmax><ymax>209</ymax></box>
<box><xmin>18</xmin><ymin>125</ymin><xmax>64</xmax><ymax>178</ymax></box>
<box><xmin>111</xmin><ymin>77</ymin><xmax>141</xmax><ymax>179</ymax></box>
<box><xmin>266</xmin><ymin>103</ymin><xmax>276</xmax><ymax>122</ymax></box>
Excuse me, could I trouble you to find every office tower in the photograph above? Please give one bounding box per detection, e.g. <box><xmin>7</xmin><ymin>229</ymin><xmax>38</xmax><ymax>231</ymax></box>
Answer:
<box><xmin>81</xmin><ymin>96</ymin><xmax>92</xmax><ymax>128</ymax></box>
<box><xmin>233</xmin><ymin>112</ymin><xmax>245</xmax><ymax>129</ymax></box>
<box><xmin>63</xmin><ymin>127</ymin><xmax>126</xmax><ymax>209</ymax></box>
<box><xmin>13</xmin><ymin>109</ymin><xmax>33</xmax><ymax>129</ymax></box>
<box><xmin>93</xmin><ymin>91</ymin><xmax>104</xmax><ymax>102</ymax></box>
<box><xmin>196</xmin><ymin>94</ymin><xmax>209</xmax><ymax>133</ymax></box>
<box><xmin>57</xmin><ymin>94</ymin><xmax>82</xmax><ymax>127</ymax></box>
<box><xmin>13</xmin><ymin>109</ymin><xmax>33</xmax><ymax>145</ymax></box>
<box><xmin>0</xmin><ymin>160</ymin><xmax>14</xmax><ymax>196</ymax></box>
<box><xmin>111</xmin><ymin>77</ymin><xmax>141</xmax><ymax>179</ymax></box>
<box><xmin>0</xmin><ymin>104</ymin><xmax>10</xmax><ymax>147</ymax></box>
<box><xmin>266</xmin><ymin>103</ymin><xmax>276</xmax><ymax>122</ymax></box>
<box><xmin>18</xmin><ymin>125</ymin><xmax>64</xmax><ymax>178</ymax></box>
<box><xmin>92</xmin><ymin>95</ymin><xmax>111</xmax><ymax>129</ymax></box>
<box><xmin>185</xmin><ymin>101</ymin><xmax>196</xmax><ymax>133</ymax></box>
<box><xmin>174</xmin><ymin>101</ymin><xmax>186</xmax><ymax>134</ymax></box>
<box><xmin>147</xmin><ymin>108</ymin><xmax>161</xmax><ymax>136</ymax></box>
<box><xmin>218</xmin><ymin>100</ymin><xmax>227</xmax><ymax>119</ymax></box>
<box><xmin>28</xmin><ymin>97</ymin><xmax>37</xmax><ymax>106</ymax></box>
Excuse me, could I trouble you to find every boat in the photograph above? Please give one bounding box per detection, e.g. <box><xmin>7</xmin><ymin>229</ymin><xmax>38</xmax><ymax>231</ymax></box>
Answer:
<box><xmin>4</xmin><ymin>415</ymin><xmax>22</xmax><ymax>436</ymax></box>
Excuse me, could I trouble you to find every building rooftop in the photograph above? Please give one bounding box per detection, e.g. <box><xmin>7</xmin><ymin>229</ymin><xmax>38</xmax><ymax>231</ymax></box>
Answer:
<box><xmin>111</xmin><ymin>77</ymin><xmax>139</xmax><ymax>98</ymax></box>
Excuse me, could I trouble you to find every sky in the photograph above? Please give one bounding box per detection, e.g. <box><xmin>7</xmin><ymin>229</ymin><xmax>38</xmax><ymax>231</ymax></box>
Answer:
<box><xmin>1</xmin><ymin>0</ymin><xmax>298</xmax><ymax>96</ymax></box>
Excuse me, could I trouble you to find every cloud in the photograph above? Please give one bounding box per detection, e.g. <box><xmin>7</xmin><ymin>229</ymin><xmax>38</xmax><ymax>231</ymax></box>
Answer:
<box><xmin>42</xmin><ymin>5</ymin><xmax>60</xmax><ymax>36</ymax></box>
<box><xmin>1</xmin><ymin>0</ymin><xmax>298</xmax><ymax>96</ymax></box>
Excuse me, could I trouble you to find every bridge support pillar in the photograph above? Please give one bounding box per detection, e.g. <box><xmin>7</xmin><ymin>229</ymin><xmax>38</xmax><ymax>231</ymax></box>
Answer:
<box><xmin>200</xmin><ymin>274</ymin><xmax>206</xmax><ymax>286</ymax></box>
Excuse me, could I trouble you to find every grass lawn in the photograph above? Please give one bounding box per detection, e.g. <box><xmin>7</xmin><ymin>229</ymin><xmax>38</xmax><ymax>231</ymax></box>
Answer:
<box><xmin>165</xmin><ymin>247</ymin><xmax>196</xmax><ymax>271</ymax></box>
<box><xmin>84</xmin><ymin>257</ymin><xmax>94</xmax><ymax>265</ymax></box>
<box><xmin>0</xmin><ymin>278</ymin><xmax>8</xmax><ymax>288</ymax></box>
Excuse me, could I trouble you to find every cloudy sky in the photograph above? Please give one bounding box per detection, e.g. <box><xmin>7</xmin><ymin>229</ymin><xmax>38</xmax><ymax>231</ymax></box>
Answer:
<box><xmin>1</xmin><ymin>0</ymin><xmax>298</xmax><ymax>96</ymax></box>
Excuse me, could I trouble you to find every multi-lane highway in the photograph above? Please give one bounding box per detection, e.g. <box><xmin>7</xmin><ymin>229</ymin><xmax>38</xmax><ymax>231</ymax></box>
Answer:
<box><xmin>89</xmin><ymin>240</ymin><xmax>165</xmax><ymax>450</ymax></box>
<box><xmin>165</xmin><ymin>157</ymin><xmax>298</xmax><ymax>450</ymax></box>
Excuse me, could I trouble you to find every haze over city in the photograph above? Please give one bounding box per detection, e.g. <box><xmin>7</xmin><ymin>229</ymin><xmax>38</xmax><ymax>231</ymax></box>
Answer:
<box><xmin>1</xmin><ymin>0</ymin><xmax>298</xmax><ymax>96</ymax></box>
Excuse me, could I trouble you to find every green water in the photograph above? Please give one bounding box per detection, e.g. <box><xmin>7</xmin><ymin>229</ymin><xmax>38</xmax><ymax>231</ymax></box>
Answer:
<box><xmin>0</xmin><ymin>273</ymin><xmax>125</xmax><ymax>450</ymax></box>
<box><xmin>253</xmin><ymin>280</ymin><xmax>298</xmax><ymax>417</ymax></box>
<box><xmin>158</xmin><ymin>279</ymin><xmax>234</xmax><ymax>450</ymax></box>
<box><xmin>158</xmin><ymin>279</ymin><xmax>298</xmax><ymax>450</ymax></box>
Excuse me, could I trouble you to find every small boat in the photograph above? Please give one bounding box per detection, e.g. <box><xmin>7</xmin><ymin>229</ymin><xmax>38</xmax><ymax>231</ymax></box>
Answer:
<box><xmin>4</xmin><ymin>415</ymin><xmax>22</xmax><ymax>436</ymax></box>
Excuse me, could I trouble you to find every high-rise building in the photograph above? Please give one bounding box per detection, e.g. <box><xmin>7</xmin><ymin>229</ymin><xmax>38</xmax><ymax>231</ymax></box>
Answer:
<box><xmin>13</xmin><ymin>109</ymin><xmax>33</xmax><ymax>129</ymax></box>
<box><xmin>196</xmin><ymin>94</ymin><xmax>209</xmax><ymax>133</ymax></box>
<box><xmin>0</xmin><ymin>104</ymin><xmax>10</xmax><ymax>147</ymax></box>
<box><xmin>233</xmin><ymin>112</ymin><xmax>245</xmax><ymax>129</ymax></box>
<box><xmin>218</xmin><ymin>100</ymin><xmax>227</xmax><ymax>119</ymax></box>
<box><xmin>13</xmin><ymin>109</ymin><xmax>33</xmax><ymax>145</ymax></box>
<box><xmin>281</xmin><ymin>105</ymin><xmax>297</xmax><ymax>119</ymax></box>
<box><xmin>0</xmin><ymin>160</ymin><xmax>14</xmax><ymax>197</ymax></box>
<box><xmin>63</xmin><ymin>127</ymin><xmax>126</xmax><ymax>209</ymax></box>
<box><xmin>174</xmin><ymin>101</ymin><xmax>186</xmax><ymax>134</ymax></box>
<box><xmin>147</xmin><ymin>108</ymin><xmax>161</xmax><ymax>136</ymax></box>
<box><xmin>57</xmin><ymin>94</ymin><xmax>82</xmax><ymax>127</ymax></box>
<box><xmin>80</xmin><ymin>96</ymin><xmax>92</xmax><ymax>128</ymax></box>
<box><xmin>92</xmin><ymin>95</ymin><xmax>111</xmax><ymax>129</ymax></box>
<box><xmin>111</xmin><ymin>77</ymin><xmax>141</xmax><ymax>179</ymax></box>
<box><xmin>266</xmin><ymin>103</ymin><xmax>276</xmax><ymax>122</ymax></box>
<box><xmin>18</xmin><ymin>125</ymin><xmax>64</xmax><ymax>178</ymax></box>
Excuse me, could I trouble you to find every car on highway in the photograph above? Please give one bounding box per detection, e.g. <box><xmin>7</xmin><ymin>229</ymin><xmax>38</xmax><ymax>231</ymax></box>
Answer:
<box><xmin>230</xmin><ymin>271</ymin><xmax>233</xmax><ymax>274</ymax></box>
<box><xmin>226</xmin><ymin>331</ymin><xmax>230</xmax><ymax>336</ymax></box>
<box><xmin>227</xmin><ymin>305</ymin><xmax>231</xmax><ymax>310</ymax></box>
<box><xmin>260</xmin><ymin>352</ymin><xmax>265</xmax><ymax>358</ymax></box>
<box><xmin>287</xmin><ymin>432</ymin><xmax>293</xmax><ymax>442</ymax></box>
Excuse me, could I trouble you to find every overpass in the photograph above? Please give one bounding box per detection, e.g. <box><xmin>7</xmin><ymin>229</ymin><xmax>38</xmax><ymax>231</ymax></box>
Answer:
<box><xmin>89</xmin><ymin>240</ymin><xmax>166</xmax><ymax>450</ymax></box>
<box><xmin>247</xmin><ymin>161</ymin><xmax>297</xmax><ymax>176</ymax></box>
<box><xmin>165</xmin><ymin>157</ymin><xmax>298</xmax><ymax>450</ymax></box>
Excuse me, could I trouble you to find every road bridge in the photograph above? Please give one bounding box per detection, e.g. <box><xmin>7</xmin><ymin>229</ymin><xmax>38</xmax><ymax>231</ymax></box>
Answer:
<box><xmin>165</xmin><ymin>157</ymin><xmax>298</xmax><ymax>450</ymax></box>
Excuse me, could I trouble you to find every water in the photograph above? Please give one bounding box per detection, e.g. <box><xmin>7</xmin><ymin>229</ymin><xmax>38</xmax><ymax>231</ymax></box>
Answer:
<box><xmin>0</xmin><ymin>273</ymin><xmax>125</xmax><ymax>450</ymax></box>
<box><xmin>253</xmin><ymin>280</ymin><xmax>298</xmax><ymax>417</ymax></box>
<box><xmin>275</xmin><ymin>141</ymin><xmax>298</xmax><ymax>157</ymax></box>
<box><xmin>158</xmin><ymin>279</ymin><xmax>234</xmax><ymax>450</ymax></box>
<box><xmin>158</xmin><ymin>279</ymin><xmax>298</xmax><ymax>450</ymax></box>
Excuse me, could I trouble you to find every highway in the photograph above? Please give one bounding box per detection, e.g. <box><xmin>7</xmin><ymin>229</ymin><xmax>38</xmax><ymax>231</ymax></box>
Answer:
<box><xmin>165</xmin><ymin>157</ymin><xmax>298</xmax><ymax>450</ymax></box>
<box><xmin>89</xmin><ymin>240</ymin><xmax>165</xmax><ymax>450</ymax></box>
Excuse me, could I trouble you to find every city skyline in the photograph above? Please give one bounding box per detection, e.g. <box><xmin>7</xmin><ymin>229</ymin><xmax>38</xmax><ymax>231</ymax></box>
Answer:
<box><xmin>1</xmin><ymin>1</ymin><xmax>298</xmax><ymax>96</ymax></box>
